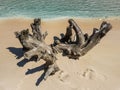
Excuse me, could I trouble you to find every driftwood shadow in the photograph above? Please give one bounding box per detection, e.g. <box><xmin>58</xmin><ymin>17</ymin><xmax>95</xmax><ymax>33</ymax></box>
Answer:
<box><xmin>25</xmin><ymin>64</ymin><xmax>46</xmax><ymax>86</ymax></box>
<box><xmin>25</xmin><ymin>64</ymin><xmax>45</xmax><ymax>75</ymax></box>
<box><xmin>7</xmin><ymin>47</ymin><xmax>24</xmax><ymax>59</ymax></box>
<box><xmin>7</xmin><ymin>46</ymin><xmax>46</xmax><ymax>86</ymax></box>
<box><xmin>17</xmin><ymin>59</ymin><xmax>30</xmax><ymax>67</ymax></box>
<box><xmin>17</xmin><ymin>57</ymin><xmax>38</xmax><ymax>67</ymax></box>
<box><xmin>36</xmin><ymin>72</ymin><xmax>46</xmax><ymax>86</ymax></box>
<box><xmin>7</xmin><ymin>47</ymin><xmax>35</xmax><ymax>67</ymax></box>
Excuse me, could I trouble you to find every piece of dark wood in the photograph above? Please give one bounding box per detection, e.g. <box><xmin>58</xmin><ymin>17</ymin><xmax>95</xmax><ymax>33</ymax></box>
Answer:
<box><xmin>60</xmin><ymin>25</ymin><xmax>73</xmax><ymax>43</ymax></box>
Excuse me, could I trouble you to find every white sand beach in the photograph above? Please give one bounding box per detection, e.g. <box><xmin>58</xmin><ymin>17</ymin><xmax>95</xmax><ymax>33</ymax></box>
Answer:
<box><xmin>0</xmin><ymin>17</ymin><xmax>120</xmax><ymax>90</ymax></box>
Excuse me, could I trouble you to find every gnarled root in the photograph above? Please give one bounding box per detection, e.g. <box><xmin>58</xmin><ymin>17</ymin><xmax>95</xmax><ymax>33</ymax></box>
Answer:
<box><xmin>44</xmin><ymin>62</ymin><xmax>60</xmax><ymax>80</ymax></box>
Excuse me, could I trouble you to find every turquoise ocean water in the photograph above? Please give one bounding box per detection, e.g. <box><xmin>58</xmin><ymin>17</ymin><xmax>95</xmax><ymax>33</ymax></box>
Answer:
<box><xmin>0</xmin><ymin>0</ymin><xmax>120</xmax><ymax>19</ymax></box>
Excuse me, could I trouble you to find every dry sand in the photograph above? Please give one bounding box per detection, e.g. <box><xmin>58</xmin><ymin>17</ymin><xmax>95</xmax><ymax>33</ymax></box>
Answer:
<box><xmin>0</xmin><ymin>17</ymin><xmax>120</xmax><ymax>90</ymax></box>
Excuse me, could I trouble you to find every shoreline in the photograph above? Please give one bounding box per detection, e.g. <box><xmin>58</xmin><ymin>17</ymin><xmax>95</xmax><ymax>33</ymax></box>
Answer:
<box><xmin>0</xmin><ymin>16</ymin><xmax>119</xmax><ymax>33</ymax></box>
<box><xmin>0</xmin><ymin>16</ymin><xmax>120</xmax><ymax>21</ymax></box>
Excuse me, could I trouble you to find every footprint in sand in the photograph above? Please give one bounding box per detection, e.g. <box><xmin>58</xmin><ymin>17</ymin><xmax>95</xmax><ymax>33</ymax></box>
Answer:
<box><xmin>81</xmin><ymin>68</ymin><xmax>107</xmax><ymax>80</ymax></box>
<box><xmin>58</xmin><ymin>71</ymin><xmax>79</xmax><ymax>90</ymax></box>
<box><xmin>82</xmin><ymin>68</ymin><xmax>96</xmax><ymax>80</ymax></box>
<box><xmin>58</xmin><ymin>70</ymin><xmax>70</xmax><ymax>82</ymax></box>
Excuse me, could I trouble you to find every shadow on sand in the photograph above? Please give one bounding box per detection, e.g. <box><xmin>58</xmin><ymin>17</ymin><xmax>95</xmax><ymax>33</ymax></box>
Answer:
<box><xmin>25</xmin><ymin>64</ymin><xmax>46</xmax><ymax>86</ymax></box>
<box><xmin>7</xmin><ymin>47</ymin><xmax>46</xmax><ymax>86</ymax></box>
<box><xmin>7</xmin><ymin>47</ymin><xmax>24</xmax><ymax>59</ymax></box>
<box><xmin>7</xmin><ymin>47</ymin><xmax>29</xmax><ymax>67</ymax></box>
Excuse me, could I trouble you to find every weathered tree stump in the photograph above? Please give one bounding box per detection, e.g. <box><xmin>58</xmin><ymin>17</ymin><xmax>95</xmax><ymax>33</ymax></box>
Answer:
<box><xmin>15</xmin><ymin>18</ymin><xmax>112</xmax><ymax>81</ymax></box>
<box><xmin>15</xmin><ymin>18</ymin><xmax>59</xmax><ymax>80</ymax></box>
<box><xmin>54</xmin><ymin>19</ymin><xmax>112</xmax><ymax>59</ymax></box>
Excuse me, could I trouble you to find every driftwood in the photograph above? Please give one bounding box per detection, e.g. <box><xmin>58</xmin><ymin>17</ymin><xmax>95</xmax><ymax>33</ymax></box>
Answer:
<box><xmin>15</xmin><ymin>18</ymin><xmax>59</xmax><ymax>80</ymax></box>
<box><xmin>15</xmin><ymin>18</ymin><xmax>112</xmax><ymax>81</ymax></box>
<box><xmin>54</xmin><ymin>19</ymin><xmax>112</xmax><ymax>59</ymax></box>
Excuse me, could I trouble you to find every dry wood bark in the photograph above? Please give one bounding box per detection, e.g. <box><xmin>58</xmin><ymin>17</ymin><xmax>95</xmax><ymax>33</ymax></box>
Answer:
<box><xmin>54</xmin><ymin>19</ymin><xmax>112</xmax><ymax>59</ymax></box>
<box><xmin>15</xmin><ymin>18</ymin><xmax>59</xmax><ymax>80</ymax></box>
<box><xmin>15</xmin><ymin>18</ymin><xmax>112</xmax><ymax>81</ymax></box>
